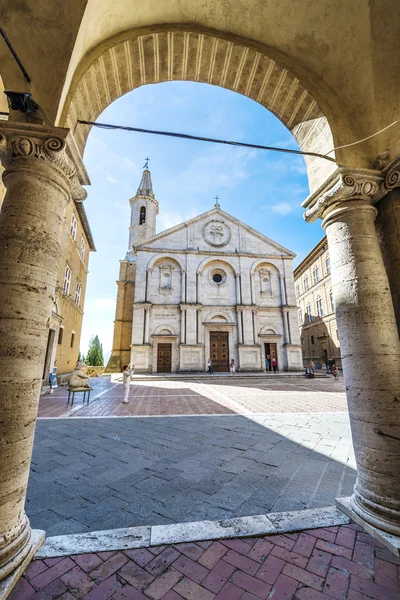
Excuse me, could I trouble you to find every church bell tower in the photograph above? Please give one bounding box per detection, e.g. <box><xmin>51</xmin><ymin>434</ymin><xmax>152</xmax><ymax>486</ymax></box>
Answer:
<box><xmin>129</xmin><ymin>161</ymin><xmax>158</xmax><ymax>248</ymax></box>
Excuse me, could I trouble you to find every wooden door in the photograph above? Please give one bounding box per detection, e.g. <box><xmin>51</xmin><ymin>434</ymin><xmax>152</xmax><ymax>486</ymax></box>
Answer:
<box><xmin>157</xmin><ymin>343</ymin><xmax>172</xmax><ymax>373</ymax></box>
<box><xmin>210</xmin><ymin>331</ymin><xmax>229</xmax><ymax>372</ymax></box>
<box><xmin>265</xmin><ymin>343</ymin><xmax>278</xmax><ymax>370</ymax></box>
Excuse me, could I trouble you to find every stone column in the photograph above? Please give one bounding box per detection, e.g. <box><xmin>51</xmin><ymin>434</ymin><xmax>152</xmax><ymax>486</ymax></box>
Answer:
<box><xmin>0</xmin><ymin>122</ymin><xmax>85</xmax><ymax>581</ymax></box>
<box><xmin>180</xmin><ymin>306</ymin><xmax>186</xmax><ymax>344</ymax></box>
<box><xmin>144</xmin><ymin>305</ymin><xmax>151</xmax><ymax>343</ymax></box>
<box><xmin>303</xmin><ymin>167</ymin><xmax>400</xmax><ymax>535</ymax></box>
<box><xmin>236</xmin><ymin>306</ymin><xmax>243</xmax><ymax>344</ymax></box>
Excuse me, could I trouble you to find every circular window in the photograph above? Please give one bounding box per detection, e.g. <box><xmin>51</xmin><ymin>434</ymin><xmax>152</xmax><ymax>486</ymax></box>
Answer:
<box><xmin>210</xmin><ymin>268</ymin><xmax>227</xmax><ymax>285</ymax></box>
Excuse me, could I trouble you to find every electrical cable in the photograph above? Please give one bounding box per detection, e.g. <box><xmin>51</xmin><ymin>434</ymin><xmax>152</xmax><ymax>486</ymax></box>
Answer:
<box><xmin>0</xmin><ymin>26</ymin><xmax>31</xmax><ymax>83</ymax></box>
<box><xmin>77</xmin><ymin>119</ymin><xmax>337</xmax><ymax>163</ymax></box>
<box><xmin>327</xmin><ymin>119</ymin><xmax>400</xmax><ymax>154</ymax></box>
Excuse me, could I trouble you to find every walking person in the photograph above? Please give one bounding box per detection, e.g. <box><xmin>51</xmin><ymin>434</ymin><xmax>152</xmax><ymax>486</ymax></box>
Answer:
<box><xmin>332</xmin><ymin>364</ymin><xmax>339</xmax><ymax>381</ymax></box>
<box><xmin>207</xmin><ymin>357</ymin><xmax>214</xmax><ymax>375</ymax></box>
<box><xmin>309</xmin><ymin>360</ymin><xmax>315</xmax><ymax>374</ymax></box>
<box><xmin>230</xmin><ymin>359</ymin><xmax>236</xmax><ymax>375</ymax></box>
<box><xmin>265</xmin><ymin>357</ymin><xmax>270</xmax><ymax>372</ymax></box>
<box><xmin>272</xmin><ymin>358</ymin><xmax>277</xmax><ymax>373</ymax></box>
<box><xmin>122</xmin><ymin>364</ymin><xmax>132</xmax><ymax>404</ymax></box>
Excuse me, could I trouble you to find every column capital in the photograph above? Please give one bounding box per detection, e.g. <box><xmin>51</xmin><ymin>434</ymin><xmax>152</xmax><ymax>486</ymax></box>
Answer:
<box><xmin>382</xmin><ymin>153</ymin><xmax>400</xmax><ymax>191</ymax></box>
<box><xmin>302</xmin><ymin>167</ymin><xmax>385</xmax><ymax>223</ymax></box>
<box><xmin>0</xmin><ymin>121</ymin><xmax>87</xmax><ymax>201</ymax></box>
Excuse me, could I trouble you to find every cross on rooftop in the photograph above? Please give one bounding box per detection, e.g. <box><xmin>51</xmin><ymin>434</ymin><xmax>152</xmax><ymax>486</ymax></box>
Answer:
<box><xmin>214</xmin><ymin>195</ymin><xmax>220</xmax><ymax>209</ymax></box>
<box><xmin>143</xmin><ymin>157</ymin><xmax>150</xmax><ymax>169</ymax></box>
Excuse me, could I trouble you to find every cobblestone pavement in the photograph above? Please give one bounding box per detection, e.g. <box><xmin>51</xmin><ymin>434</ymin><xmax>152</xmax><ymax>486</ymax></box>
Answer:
<box><xmin>10</xmin><ymin>524</ymin><xmax>400</xmax><ymax>600</ymax></box>
<box><xmin>38</xmin><ymin>375</ymin><xmax>347</xmax><ymax>418</ymax></box>
<box><xmin>28</xmin><ymin>374</ymin><xmax>355</xmax><ymax>536</ymax></box>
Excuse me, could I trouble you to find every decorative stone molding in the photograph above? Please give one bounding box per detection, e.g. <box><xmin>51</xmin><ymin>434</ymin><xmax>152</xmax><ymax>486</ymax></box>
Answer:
<box><xmin>382</xmin><ymin>154</ymin><xmax>400</xmax><ymax>191</ymax></box>
<box><xmin>302</xmin><ymin>167</ymin><xmax>385</xmax><ymax>222</ymax></box>
<box><xmin>0</xmin><ymin>122</ymin><xmax>86</xmax><ymax>202</ymax></box>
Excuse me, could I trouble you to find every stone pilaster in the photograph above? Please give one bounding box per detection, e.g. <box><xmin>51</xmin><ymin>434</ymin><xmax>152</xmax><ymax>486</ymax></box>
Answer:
<box><xmin>0</xmin><ymin>122</ymin><xmax>86</xmax><ymax>581</ymax></box>
<box><xmin>303</xmin><ymin>167</ymin><xmax>400</xmax><ymax>536</ymax></box>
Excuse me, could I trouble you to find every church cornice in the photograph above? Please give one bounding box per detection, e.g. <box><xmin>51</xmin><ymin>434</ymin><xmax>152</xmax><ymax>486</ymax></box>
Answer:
<box><xmin>134</xmin><ymin>247</ymin><xmax>293</xmax><ymax>260</ymax></box>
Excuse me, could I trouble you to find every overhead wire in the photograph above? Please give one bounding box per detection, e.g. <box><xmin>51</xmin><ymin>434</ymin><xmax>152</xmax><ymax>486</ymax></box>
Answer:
<box><xmin>77</xmin><ymin>119</ymin><xmax>337</xmax><ymax>163</ymax></box>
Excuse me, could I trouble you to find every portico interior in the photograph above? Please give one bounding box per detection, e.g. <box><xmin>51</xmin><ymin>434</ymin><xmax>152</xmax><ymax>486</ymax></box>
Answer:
<box><xmin>1</xmin><ymin>0</ymin><xmax>400</xmax><ymax>591</ymax></box>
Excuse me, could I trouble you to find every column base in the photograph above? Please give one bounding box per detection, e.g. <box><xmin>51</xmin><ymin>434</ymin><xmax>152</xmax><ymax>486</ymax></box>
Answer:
<box><xmin>0</xmin><ymin>529</ymin><xmax>45</xmax><ymax>599</ymax></box>
<box><xmin>336</xmin><ymin>497</ymin><xmax>400</xmax><ymax>558</ymax></box>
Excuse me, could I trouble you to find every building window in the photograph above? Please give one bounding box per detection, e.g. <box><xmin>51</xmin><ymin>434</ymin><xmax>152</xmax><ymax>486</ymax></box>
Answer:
<box><xmin>306</xmin><ymin>303</ymin><xmax>312</xmax><ymax>322</ymax></box>
<box><xmin>139</xmin><ymin>206</ymin><xmax>146</xmax><ymax>224</ymax></box>
<box><xmin>326</xmin><ymin>255</ymin><xmax>331</xmax><ymax>274</ymax></box>
<box><xmin>63</xmin><ymin>265</ymin><xmax>72</xmax><ymax>295</ymax></box>
<box><xmin>316</xmin><ymin>296</ymin><xmax>324</xmax><ymax>317</ymax></box>
<box><xmin>312</xmin><ymin>266</ymin><xmax>319</xmax><ymax>284</ymax></box>
<box><xmin>330</xmin><ymin>289</ymin><xmax>335</xmax><ymax>312</ymax></box>
<box><xmin>80</xmin><ymin>237</ymin><xmax>86</xmax><ymax>260</ymax></box>
<box><xmin>70</xmin><ymin>332</ymin><xmax>75</xmax><ymax>348</ymax></box>
<box><xmin>75</xmin><ymin>282</ymin><xmax>82</xmax><ymax>306</ymax></box>
<box><xmin>311</xmin><ymin>335</ymin><xmax>315</xmax><ymax>345</ymax></box>
<box><xmin>58</xmin><ymin>328</ymin><xmax>64</xmax><ymax>345</ymax></box>
<box><xmin>298</xmin><ymin>309</ymin><xmax>303</xmax><ymax>325</ymax></box>
<box><xmin>304</xmin><ymin>276</ymin><xmax>309</xmax><ymax>291</ymax></box>
<box><xmin>296</xmin><ymin>284</ymin><xmax>300</xmax><ymax>298</ymax></box>
<box><xmin>70</xmin><ymin>213</ymin><xmax>77</xmax><ymax>240</ymax></box>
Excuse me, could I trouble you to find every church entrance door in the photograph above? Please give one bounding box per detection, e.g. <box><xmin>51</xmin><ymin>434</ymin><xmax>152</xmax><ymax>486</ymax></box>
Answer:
<box><xmin>210</xmin><ymin>331</ymin><xmax>229</xmax><ymax>372</ymax></box>
<box><xmin>265</xmin><ymin>343</ymin><xmax>278</xmax><ymax>371</ymax></box>
<box><xmin>157</xmin><ymin>343</ymin><xmax>172</xmax><ymax>373</ymax></box>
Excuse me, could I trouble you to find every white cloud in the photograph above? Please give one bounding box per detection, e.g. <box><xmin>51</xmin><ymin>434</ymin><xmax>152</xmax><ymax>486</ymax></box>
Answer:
<box><xmin>107</xmin><ymin>176</ymin><xmax>117</xmax><ymax>183</ymax></box>
<box><xmin>157</xmin><ymin>208</ymin><xmax>198</xmax><ymax>232</ymax></box>
<box><xmin>271</xmin><ymin>202</ymin><xmax>294</xmax><ymax>215</ymax></box>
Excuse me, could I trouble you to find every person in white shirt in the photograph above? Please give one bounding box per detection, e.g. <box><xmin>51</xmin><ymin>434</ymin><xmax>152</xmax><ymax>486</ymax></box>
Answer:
<box><xmin>122</xmin><ymin>364</ymin><xmax>132</xmax><ymax>403</ymax></box>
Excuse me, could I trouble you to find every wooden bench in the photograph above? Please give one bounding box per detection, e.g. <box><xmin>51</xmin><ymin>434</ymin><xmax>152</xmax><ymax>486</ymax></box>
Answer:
<box><xmin>67</xmin><ymin>386</ymin><xmax>93</xmax><ymax>407</ymax></box>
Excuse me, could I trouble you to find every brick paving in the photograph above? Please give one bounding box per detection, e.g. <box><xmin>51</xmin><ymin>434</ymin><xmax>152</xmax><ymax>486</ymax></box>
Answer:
<box><xmin>10</xmin><ymin>524</ymin><xmax>400</xmax><ymax>599</ymax></box>
<box><xmin>37</xmin><ymin>376</ymin><xmax>347</xmax><ymax>418</ymax></box>
<box><xmin>28</xmin><ymin>376</ymin><xmax>354</xmax><ymax>536</ymax></box>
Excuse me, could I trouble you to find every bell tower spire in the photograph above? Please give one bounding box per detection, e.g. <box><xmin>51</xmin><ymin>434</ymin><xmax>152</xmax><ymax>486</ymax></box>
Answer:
<box><xmin>128</xmin><ymin>160</ymin><xmax>159</xmax><ymax>248</ymax></box>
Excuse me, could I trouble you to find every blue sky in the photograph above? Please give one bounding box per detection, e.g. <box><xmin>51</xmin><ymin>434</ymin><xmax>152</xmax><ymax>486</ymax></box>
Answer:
<box><xmin>80</xmin><ymin>81</ymin><xmax>324</xmax><ymax>358</ymax></box>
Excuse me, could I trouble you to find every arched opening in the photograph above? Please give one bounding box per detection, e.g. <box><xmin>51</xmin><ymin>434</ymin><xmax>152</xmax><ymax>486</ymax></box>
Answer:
<box><xmin>139</xmin><ymin>205</ymin><xmax>146</xmax><ymax>224</ymax></box>
<box><xmin>60</xmin><ymin>28</ymin><xmax>338</xmax><ymax>193</ymax></box>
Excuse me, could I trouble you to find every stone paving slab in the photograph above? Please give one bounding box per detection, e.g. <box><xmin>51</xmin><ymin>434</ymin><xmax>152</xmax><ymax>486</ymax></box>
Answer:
<box><xmin>10</xmin><ymin>523</ymin><xmax>400</xmax><ymax>600</ymax></box>
<box><xmin>27</xmin><ymin>410</ymin><xmax>356</xmax><ymax>536</ymax></box>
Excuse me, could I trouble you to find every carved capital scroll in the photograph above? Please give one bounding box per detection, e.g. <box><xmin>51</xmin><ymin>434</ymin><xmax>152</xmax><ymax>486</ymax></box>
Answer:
<box><xmin>302</xmin><ymin>167</ymin><xmax>385</xmax><ymax>223</ymax></box>
<box><xmin>0</xmin><ymin>122</ymin><xmax>87</xmax><ymax>201</ymax></box>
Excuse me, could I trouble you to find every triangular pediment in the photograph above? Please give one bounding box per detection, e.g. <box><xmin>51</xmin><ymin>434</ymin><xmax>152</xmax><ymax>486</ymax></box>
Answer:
<box><xmin>134</xmin><ymin>208</ymin><xmax>295</xmax><ymax>257</ymax></box>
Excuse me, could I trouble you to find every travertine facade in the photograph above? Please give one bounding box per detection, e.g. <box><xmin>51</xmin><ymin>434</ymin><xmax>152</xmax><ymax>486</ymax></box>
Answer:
<box><xmin>294</xmin><ymin>237</ymin><xmax>341</xmax><ymax>368</ymax></box>
<box><xmin>107</xmin><ymin>169</ymin><xmax>303</xmax><ymax>373</ymax></box>
<box><xmin>46</xmin><ymin>200</ymin><xmax>95</xmax><ymax>378</ymax></box>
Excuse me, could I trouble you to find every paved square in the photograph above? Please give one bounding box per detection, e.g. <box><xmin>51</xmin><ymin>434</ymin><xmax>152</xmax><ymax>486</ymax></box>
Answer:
<box><xmin>11</xmin><ymin>524</ymin><xmax>400</xmax><ymax>600</ymax></box>
<box><xmin>28</xmin><ymin>376</ymin><xmax>356</xmax><ymax>536</ymax></box>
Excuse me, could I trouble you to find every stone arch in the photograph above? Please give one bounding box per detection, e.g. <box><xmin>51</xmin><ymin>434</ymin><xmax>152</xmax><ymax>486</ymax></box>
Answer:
<box><xmin>250</xmin><ymin>259</ymin><xmax>281</xmax><ymax>278</ymax></box>
<box><xmin>147</xmin><ymin>254</ymin><xmax>185</xmax><ymax>272</ymax></box>
<box><xmin>153</xmin><ymin>324</ymin><xmax>176</xmax><ymax>336</ymax></box>
<box><xmin>197</xmin><ymin>256</ymin><xmax>238</xmax><ymax>277</ymax></box>
<box><xmin>62</xmin><ymin>28</ymin><xmax>337</xmax><ymax>192</ymax></box>
<box><xmin>204</xmin><ymin>309</ymin><xmax>232</xmax><ymax>323</ymax></box>
<box><xmin>260</xmin><ymin>326</ymin><xmax>278</xmax><ymax>335</ymax></box>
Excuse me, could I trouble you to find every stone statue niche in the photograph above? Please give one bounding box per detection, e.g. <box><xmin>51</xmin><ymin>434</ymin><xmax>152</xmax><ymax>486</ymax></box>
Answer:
<box><xmin>68</xmin><ymin>361</ymin><xmax>90</xmax><ymax>388</ymax></box>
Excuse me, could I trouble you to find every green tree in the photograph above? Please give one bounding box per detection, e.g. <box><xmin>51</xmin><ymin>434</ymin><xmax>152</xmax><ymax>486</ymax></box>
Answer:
<box><xmin>85</xmin><ymin>335</ymin><xmax>104</xmax><ymax>366</ymax></box>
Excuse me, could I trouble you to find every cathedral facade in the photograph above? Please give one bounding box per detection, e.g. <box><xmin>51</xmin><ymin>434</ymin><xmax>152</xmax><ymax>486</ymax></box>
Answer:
<box><xmin>107</xmin><ymin>168</ymin><xmax>302</xmax><ymax>373</ymax></box>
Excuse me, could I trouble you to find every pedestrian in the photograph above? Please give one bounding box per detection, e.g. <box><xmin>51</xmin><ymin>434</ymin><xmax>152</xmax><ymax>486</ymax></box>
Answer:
<box><xmin>122</xmin><ymin>364</ymin><xmax>132</xmax><ymax>403</ymax></box>
<box><xmin>230</xmin><ymin>359</ymin><xmax>236</xmax><ymax>375</ymax></box>
<box><xmin>265</xmin><ymin>358</ymin><xmax>270</xmax><ymax>372</ymax></box>
<box><xmin>332</xmin><ymin>364</ymin><xmax>339</xmax><ymax>381</ymax></box>
<box><xmin>207</xmin><ymin>357</ymin><xmax>214</xmax><ymax>375</ymax></box>
<box><xmin>272</xmin><ymin>358</ymin><xmax>277</xmax><ymax>373</ymax></box>
<box><xmin>309</xmin><ymin>360</ymin><xmax>315</xmax><ymax>374</ymax></box>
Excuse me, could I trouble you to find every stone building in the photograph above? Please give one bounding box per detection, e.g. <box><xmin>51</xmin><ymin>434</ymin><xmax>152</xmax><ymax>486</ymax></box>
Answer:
<box><xmin>44</xmin><ymin>200</ymin><xmax>95</xmax><ymax>380</ymax></box>
<box><xmin>2</xmin><ymin>2</ymin><xmax>400</xmax><ymax>589</ymax></box>
<box><xmin>294</xmin><ymin>237</ymin><xmax>341</xmax><ymax>368</ymax></box>
<box><xmin>107</xmin><ymin>168</ymin><xmax>303</xmax><ymax>373</ymax></box>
